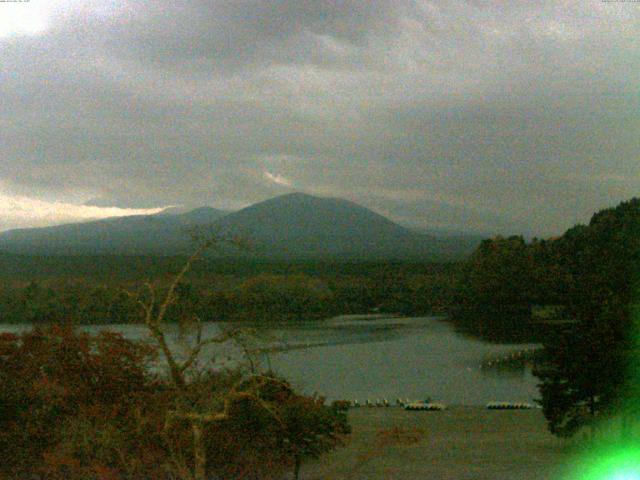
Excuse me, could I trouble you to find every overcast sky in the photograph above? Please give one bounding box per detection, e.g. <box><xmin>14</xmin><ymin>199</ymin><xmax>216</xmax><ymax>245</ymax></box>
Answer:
<box><xmin>1</xmin><ymin>0</ymin><xmax>638</xmax><ymax>235</ymax></box>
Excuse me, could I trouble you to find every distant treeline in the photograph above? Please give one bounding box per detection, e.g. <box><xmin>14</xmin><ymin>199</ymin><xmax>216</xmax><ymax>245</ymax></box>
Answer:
<box><xmin>0</xmin><ymin>253</ymin><xmax>455</xmax><ymax>279</ymax></box>
<box><xmin>0</xmin><ymin>262</ymin><xmax>459</xmax><ymax>325</ymax></box>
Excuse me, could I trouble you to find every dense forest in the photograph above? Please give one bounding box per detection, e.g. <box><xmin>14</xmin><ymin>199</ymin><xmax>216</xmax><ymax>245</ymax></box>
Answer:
<box><xmin>451</xmin><ymin>197</ymin><xmax>640</xmax><ymax>437</ymax></box>
<box><xmin>0</xmin><ymin>260</ymin><xmax>459</xmax><ymax>325</ymax></box>
<box><xmin>534</xmin><ymin>198</ymin><xmax>640</xmax><ymax>437</ymax></box>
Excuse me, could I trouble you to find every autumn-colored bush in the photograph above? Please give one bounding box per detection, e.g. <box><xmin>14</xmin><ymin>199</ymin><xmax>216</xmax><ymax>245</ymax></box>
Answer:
<box><xmin>203</xmin><ymin>374</ymin><xmax>350</xmax><ymax>480</ymax></box>
<box><xmin>0</xmin><ymin>327</ymin><xmax>350</xmax><ymax>480</ymax></box>
<box><xmin>0</xmin><ymin>326</ymin><xmax>168</xmax><ymax>479</ymax></box>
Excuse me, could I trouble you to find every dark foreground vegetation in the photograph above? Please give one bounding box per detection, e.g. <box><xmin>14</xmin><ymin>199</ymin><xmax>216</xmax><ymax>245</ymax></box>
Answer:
<box><xmin>0</xmin><ymin>326</ymin><xmax>350</xmax><ymax>480</ymax></box>
<box><xmin>452</xmin><ymin>198</ymin><xmax>640</xmax><ymax>439</ymax></box>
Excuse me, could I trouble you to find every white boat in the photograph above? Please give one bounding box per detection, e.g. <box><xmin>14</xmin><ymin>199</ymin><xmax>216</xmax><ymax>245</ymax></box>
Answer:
<box><xmin>486</xmin><ymin>401</ymin><xmax>532</xmax><ymax>410</ymax></box>
<box><xmin>404</xmin><ymin>401</ymin><xmax>446</xmax><ymax>411</ymax></box>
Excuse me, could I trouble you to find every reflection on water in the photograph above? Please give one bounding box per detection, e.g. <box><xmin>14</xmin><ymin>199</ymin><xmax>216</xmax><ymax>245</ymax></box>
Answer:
<box><xmin>447</xmin><ymin>314</ymin><xmax>549</xmax><ymax>344</ymax></box>
<box><xmin>0</xmin><ymin>316</ymin><xmax>542</xmax><ymax>405</ymax></box>
<box><xmin>261</xmin><ymin>316</ymin><xmax>541</xmax><ymax>405</ymax></box>
<box><xmin>479</xmin><ymin>347</ymin><xmax>543</xmax><ymax>375</ymax></box>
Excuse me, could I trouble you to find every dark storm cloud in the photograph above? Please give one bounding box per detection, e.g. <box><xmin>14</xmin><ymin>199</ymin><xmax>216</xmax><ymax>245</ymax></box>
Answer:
<box><xmin>1</xmin><ymin>0</ymin><xmax>638</xmax><ymax>234</ymax></box>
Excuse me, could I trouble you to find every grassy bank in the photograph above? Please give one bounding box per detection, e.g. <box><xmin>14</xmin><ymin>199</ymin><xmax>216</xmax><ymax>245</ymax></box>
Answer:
<box><xmin>302</xmin><ymin>406</ymin><xmax>575</xmax><ymax>480</ymax></box>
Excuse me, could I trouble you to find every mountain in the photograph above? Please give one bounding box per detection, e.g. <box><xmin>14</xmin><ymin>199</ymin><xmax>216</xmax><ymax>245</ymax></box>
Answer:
<box><xmin>0</xmin><ymin>207</ymin><xmax>229</xmax><ymax>255</ymax></box>
<box><xmin>0</xmin><ymin>193</ymin><xmax>478</xmax><ymax>260</ymax></box>
<box><xmin>210</xmin><ymin>193</ymin><xmax>471</xmax><ymax>260</ymax></box>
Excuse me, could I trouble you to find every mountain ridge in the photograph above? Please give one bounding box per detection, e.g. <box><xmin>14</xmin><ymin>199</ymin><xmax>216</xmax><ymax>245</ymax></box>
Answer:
<box><xmin>0</xmin><ymin>193</ymin><xmax>480</xmax><ymax>260</ymax></box>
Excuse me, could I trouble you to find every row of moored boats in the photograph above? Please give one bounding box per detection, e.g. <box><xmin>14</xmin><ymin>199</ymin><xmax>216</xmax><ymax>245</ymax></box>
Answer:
<box><xmin>346</xmin><ymin>398</ymin><xmax>533</xmax><ymax>411</ymax></box>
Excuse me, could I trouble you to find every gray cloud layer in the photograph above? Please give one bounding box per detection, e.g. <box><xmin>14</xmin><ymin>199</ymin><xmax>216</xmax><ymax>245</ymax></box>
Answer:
<box><xmin>1</xmin><ymin>0</ymin><xmax>639</xmax><ymax>235</ymax></box>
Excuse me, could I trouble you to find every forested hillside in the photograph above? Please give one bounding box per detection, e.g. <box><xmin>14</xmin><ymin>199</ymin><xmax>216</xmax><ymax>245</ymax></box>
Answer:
<box><xmin>451</xmin><ymin>197</ymin><xmax>640</xmax><ymax>436</ymax></box>
<box><xmin>452</xmin><ymin>197</ymin><xmax>640</xmax><ymax>321</ymax></box>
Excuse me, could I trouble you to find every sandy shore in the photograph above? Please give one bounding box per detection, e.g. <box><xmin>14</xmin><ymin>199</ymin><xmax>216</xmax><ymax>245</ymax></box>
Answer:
<box><xmin>302</xmin><ymin>406</ymin><xmax>576</xmax><ymax>480</ymax></box>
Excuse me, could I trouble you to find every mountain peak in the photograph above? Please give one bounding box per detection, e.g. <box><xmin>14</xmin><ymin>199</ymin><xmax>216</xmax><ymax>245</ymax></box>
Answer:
<box><xmin>263</xmin><ymin>192</ymin><xmax>325</xmax><ymax>203</ymax></box>
<box><xmin>252</xmin><ymin>192</ymin><xmax>362</xmax><ymax>211</ymax></box>
<box><xmin>278</xmin><ymin>192</ymin><xmax>316</xmax><ymax>199</ymax></box>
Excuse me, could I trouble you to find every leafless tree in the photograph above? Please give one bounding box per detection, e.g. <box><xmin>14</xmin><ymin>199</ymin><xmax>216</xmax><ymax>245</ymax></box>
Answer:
<box><xmin>131</xmin><ymin>232</ymin><xmax>286</xmax><ymax>480</ymax></box>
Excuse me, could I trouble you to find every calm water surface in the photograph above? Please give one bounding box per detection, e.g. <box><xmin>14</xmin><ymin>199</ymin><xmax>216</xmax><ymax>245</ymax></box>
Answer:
<box><xmin>0</xmin><ymin>316</ymin><xmax>540</xmax><ymax>405</ymax></box>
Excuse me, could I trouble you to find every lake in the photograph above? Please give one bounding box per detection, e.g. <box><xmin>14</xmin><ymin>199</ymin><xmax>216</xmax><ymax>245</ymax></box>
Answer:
<box><xmin>0</xmin><ymin>315</ymin><xmax>541</xmax><ymax>405</ymax></box>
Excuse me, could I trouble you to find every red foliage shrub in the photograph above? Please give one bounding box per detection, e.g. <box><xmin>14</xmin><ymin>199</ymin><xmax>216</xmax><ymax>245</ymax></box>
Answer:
<box><xmin>0</xmin><ymin>328</ymin><xmax>350</xmax><ymax>480</ymax></box>
<box><xmin>0</xmin><ymin>326</ymin><xmax>165</xmax><ymax>479</ymax></box>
